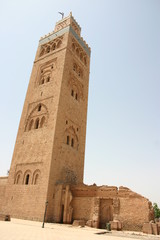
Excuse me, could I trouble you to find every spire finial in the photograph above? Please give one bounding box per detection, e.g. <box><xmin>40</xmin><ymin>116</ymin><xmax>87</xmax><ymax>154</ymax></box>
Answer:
<box><xmin>58</xmin><ymin>12</ymin><xmax>64</xmax><ymax>19</ymax></box>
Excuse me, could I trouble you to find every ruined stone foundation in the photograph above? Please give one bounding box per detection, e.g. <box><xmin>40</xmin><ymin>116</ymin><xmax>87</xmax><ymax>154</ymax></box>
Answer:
<box><xmin>47</xmin><ymin>183</ymin><xmax>154</xmax><ymax>231</ymax></box>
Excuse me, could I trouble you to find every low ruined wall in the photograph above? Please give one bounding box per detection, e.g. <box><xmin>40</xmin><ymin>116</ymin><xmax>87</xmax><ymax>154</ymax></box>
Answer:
<box><xmin>116</xmin><ymin>187</ymin><xmax>153</xmax><ymax>231</ymax></box>
<box><xmin>70</xmin><ymin>184</ymin><xmax>153</xmax><ymax>231</ymax></box>
<box><xmin>0</xmin><ymin>177</ymin><xmax>8</xmax><ymax>212</ymax></box>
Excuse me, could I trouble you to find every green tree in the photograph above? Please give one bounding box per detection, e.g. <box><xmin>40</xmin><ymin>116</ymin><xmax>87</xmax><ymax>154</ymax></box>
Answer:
<box><xmin>153</xmin><ymin>203</ymin><xmax>160</xmax><ymax>219</ymax></box>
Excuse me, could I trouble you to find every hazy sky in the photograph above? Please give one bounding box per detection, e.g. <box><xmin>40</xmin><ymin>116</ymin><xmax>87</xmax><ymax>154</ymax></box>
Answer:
<box><xmin>0</xmin><ymin>0</ymin><xmax>160</xmax><ymax>206</ymax></box>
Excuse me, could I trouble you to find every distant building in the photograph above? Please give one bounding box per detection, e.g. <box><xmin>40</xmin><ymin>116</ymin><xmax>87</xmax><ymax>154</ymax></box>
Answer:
<box><xmin>0</xmin><ymin>13</ymin><xmax>154</xmax><ymax>231</ymax></box>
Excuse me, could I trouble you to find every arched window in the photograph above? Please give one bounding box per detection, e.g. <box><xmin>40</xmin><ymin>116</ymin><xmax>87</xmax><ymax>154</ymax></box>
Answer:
<box><xmin>67</xmin><ymin>136</ymin><xmax>70</xmax><ymax>145</ymax></box>
<box><xmin>46</xmin><ymin>76</ymin><xmax>50</xmax><ymax>82</ymax></box>
<box><xmin>15</xmin><ymin>173</ymin><xmax>22</xmax><ymax>184</ymax></box>
<box><xmin>34</xmin><ymin>174</ymin><xmax>39</xmax><ymax>185</ymax></box>
<box><xmin>38</xmin><ymin>104</ymin><xmax>41</xmax><ymax>112</ymax></box>
<box><xmin>52</xmin><ymin>43</ymin><xmax>56</xmax><ymax>50</ymax></box>
<box><xmin>40</xmin><ymin>116</ymin><xmax>45</xmax><ymax>128</ymax></box>
<box><xmin>76</xmin><ymin>48</ymin><xmax>79</xmax><ymax>56</ymax></box>
<box><xmin>84</xmin><ymin>57</ymin><xmax>87</xmax><ymax>66</ymax></box>
<box><xmin>35</xmin><ymin>118</ymin><xmax>39</xmax><ymax>129</ymax></box>
<box><xmin>46</xmin><ymin>46</ymin><xmax>50</xmax><ymax>53</ymax></box>
<box><xmin>73</xmin><ymin>63</ymin><xmax>77</xmax><ymax>72</ymax></box>
<box><xmin>16</xmin><ymin>174</ymin><xmax>20</xmax><ymax>184</ymax></box>
<box><xmin>40</xmin><ymin>78</ymin><xmax>44</xmax><ymax>85</ymax></box>
<box><xmin>25</xmin><ymin>104</ymin><xmax>48</xmax><ymax>132</ymax></box>
<box><xmin>72</xmin><ymin>43</ymin><xmax>75</xmax><ymax>51</ymax></box>
<box><xmin>57</xmin><ymin>40</ymin><xmax>62</xmax><ymax>48</ymax></box>
<box><xmin>25</xmin><ymin>174</ymin><xmax>30</xmax><ymax>185</ymax></box>
<box><xmin>75</xmin><ymin>93</ymin><xmax>78</xmax><ymax>100</ymax></box>
<box><xmin>28</xmin><ymin>119</ymin><xmax>34</xmax><ymax>131</ymax></box>
<box><xmin>65</xmin><ymin>126</ymin><xmax>78</xmax><ymax>150</ymax></box>
<box><xmin>71</xmin><ymin>90</ymin><xmax>74</xmax><ymax>97</ymax></box>
<box><xmin>14</xmin><ymin>171</ymin><xmax>22</xmax><ymax>184</ymax></box>
<box><xmin>71</xmin><ymin>138</ymin><xmax>74</xmax><ymax>147</ymax></box>
<box><xmin>40</xmin><ymin>48</ymin><xmax>45</xmax><ymax>57</ymax></box>
<box><xmin>80</xmin><ymin>52</ymin><xmax>83</xmax><ymax>60</ymax></box>
<box><xmin>32</xmin><ymin>170</ymin><xmax>40</xmax><ymax>185</ymax></box>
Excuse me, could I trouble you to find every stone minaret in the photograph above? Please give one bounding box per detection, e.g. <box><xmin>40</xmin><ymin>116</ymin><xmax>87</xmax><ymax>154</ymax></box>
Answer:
<box><xmin>3</xmin><ymin>13</ymin><xmax>91</xmax><ymax>221</ymax></box>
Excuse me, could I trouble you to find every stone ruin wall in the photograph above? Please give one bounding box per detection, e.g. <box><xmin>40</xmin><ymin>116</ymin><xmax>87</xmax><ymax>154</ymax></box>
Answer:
<box><xmin>69</xmin><ymin>184</ymin><xmax>154</xmax><ymax>231</ymax></box>
<box><xmin>72</xmin><ymin>197</ymin><xmax>93</xmax><ymax>221</ymax></box>
<box><xmin>0</xmin><ymin>177</ymin><xmax>8</xmax><ymax>212</ymax></box>
<box><xmin>117</xmin><ymin>187</ymin><xmax>153</xmax><ymax>231</ymax></box>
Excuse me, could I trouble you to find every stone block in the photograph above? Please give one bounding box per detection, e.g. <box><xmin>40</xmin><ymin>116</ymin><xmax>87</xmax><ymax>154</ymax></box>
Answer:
<box><xmin>86</xmin><ymin>220</ymin><xmax>92</xmax><ymax>227</ymax></box>
<box><xmin>143</xmin><ymin>223</ymin><xmax>152</xmax><ymax>234</ymax></box>
<box><xmin>157</xmin><ymin>222</ymin><xmax>160</xmax><ymax>234</ymax></box>
<box><xmin>110</xmin><ymin>220</ymin><xmax>122</xmax><ymax>231</ymax></box>
<box><xmin>72</xmin><ymin>220</ymin><xmax>85</xmax><ymax>227</ymax></box>
<box><xmin>117</xmin><ymin>221</ymin><xmax>122</xmax><ymax>230</ymax></box>
<box><xmin>151</xmin><ymin>223</ymin><xmax>158</xmax><ymax>235</ymax></box>
<box><xmin>92</xmin><ymin>220</ymin><xmax>99</xmax><ymax>228</ymax></box>
<box><xmin>110</xmin><ymin>221</ymin><xmax>118</xmax><ymax>230</ymax></box>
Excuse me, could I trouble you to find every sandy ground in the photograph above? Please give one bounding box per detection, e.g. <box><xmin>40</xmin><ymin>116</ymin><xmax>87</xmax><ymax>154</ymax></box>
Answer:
<box><xmin>0</xmin><ymin>218</ymin><xmax>160</xmax><ymax>240</ymax></box>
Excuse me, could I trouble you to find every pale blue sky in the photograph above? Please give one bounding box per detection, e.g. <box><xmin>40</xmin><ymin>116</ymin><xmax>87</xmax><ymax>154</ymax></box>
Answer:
<box><xmin>0</xmin><ymin>0</ymin><xmax>160</xmax><ymax>206</ymax></box>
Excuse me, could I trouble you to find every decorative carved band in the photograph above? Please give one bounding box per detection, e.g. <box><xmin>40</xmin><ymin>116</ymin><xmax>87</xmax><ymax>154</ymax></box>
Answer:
<box><xmin>39</xmin><ymin>35</ymin><xmax>64</xmax><ymax>57</ymax></box>
<box><xmin>72</xmin><ymin>38</ymin><xmax>87</xmax><ymax>66</ymax></box>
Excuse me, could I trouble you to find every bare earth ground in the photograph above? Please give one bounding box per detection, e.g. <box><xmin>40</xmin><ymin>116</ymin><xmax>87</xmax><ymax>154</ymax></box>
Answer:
<box><xmin>0</xmin><ymin>219</ymin><xmax>160</xmax><ymax>240</ymax></box>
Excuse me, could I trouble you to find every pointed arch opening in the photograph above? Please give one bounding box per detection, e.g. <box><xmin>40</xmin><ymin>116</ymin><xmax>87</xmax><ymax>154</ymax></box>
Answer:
<box><xmin>40</xmin><ymin>116</ymin><xmax>45</xmax><ymax>128</ymax></box>
<box><xmin>52</xmin><ymin>43</ymin><xmax>56</xmax><ymax>50</ymax></box>
<box><xmin>67</xmin><ymin>135</ymin><xmax>70</xmax><ymax>145</ymax></box>
<box><xmin>57</xmin><ymin>40</ymin><xmax>62</xmax><ymax>48</ymax></box>
<box><xmin>41</xmin><ymin>78</ymin><xmax>45</xmax><ymax>85</ymax></box>
<box><xmin>38</xmin><ymin>104</ymin><xmax>41</xmax><ymax>112</ymax></box>
<box><xmin>35</xmin><ymin>118</ymin><xmax>40</xmax><ymax>129</ymax></box>
<box><xmin>34</xmin><ymin>174</ymin><xmax>39</xmax><ymax>184</ymax></box>
<box><xmin>80</xmin><ymin>52</ymin><xmax>83</xmax><ymax>60</ymax></box>
<box><xmin>25</xmin><ymin>103</ymin><xmax>49</xmax><ymax>132</ymax></box>
<box><xmin>16</xmin><ymin>174</ymin><xmax>20</xmax><ymax>184</ymax></box>
<box><xmin>76</xmin><ymin>48</ymin><xmax>80</xmax><ymax>56</ymax></box>
<box><xmin>73</xmin><ymin>63</ymin><xmax>77</xmax><ymax>72</ymax></box>
<box><xmin>65</xmin><ymin>126</ymin><xmax>79</xmax><ymax>150</ymax></box>
<box><xmin>46</xmin><ymin>46</ymin><xmax>50</xmax><ymax>53</ymax></box>
<box><xmin>40</xmin><ymin>48</ymin><xmax>45</xmax><ymax>57</ymax></box>
<box><xmin>32</xmin><ymin>170</ymin><xmax>41</xmax><ymax>185</ymax></box>
<box><xmin>72</xmin><ymin>43</ymin><xmax>75</xmax><ymax>51</ymax></box>
<box><xmin>25</xmin><ymin>174</ymin><xmax>30</xmax><ymax>185</ymax></box>
<box><xmin>28</xmin><ymin>119</ymin><xmax>34</xmax><ymax>131</ymax></box>
<box><xmin>14</xmin><ymin>171</ymin><xmax>22</xmax><ymax>184</ymax></box>
<box><xmin>84</xmin><ymin>57</ymin><xmax>87</xmax><ymax>66</ymax></box>
<box><xmin>46</xmin><ymin>76</ymin><xmax>50</xmax><ymax>82</ymax></box>
<box><xmin>71</xmin><ymin>138</ymin><xmax>74</xmax><ymax>147</ymax></box>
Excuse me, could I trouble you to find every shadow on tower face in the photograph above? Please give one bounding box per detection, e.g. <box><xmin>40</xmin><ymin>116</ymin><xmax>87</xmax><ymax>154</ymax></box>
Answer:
<box><xmin>56</xmin><ymin>167</ymin><xmax>77</xmax><ymax>185</ymax></box>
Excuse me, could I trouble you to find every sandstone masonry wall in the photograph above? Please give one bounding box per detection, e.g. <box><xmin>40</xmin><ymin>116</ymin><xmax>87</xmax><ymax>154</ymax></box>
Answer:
<box><xmin>0</xmin><ymin>177</ymin><xmax>7</xmax><ymax>212</ymax></box>
<box><xmin>118</xmin><ymin>197</ymin><xmax>150</xmax><ymax>231</ymax></box>
<box><xmin>72</xmin><ymin>197</ymin><xmax>94</xmax><ymax>221</ymax></box>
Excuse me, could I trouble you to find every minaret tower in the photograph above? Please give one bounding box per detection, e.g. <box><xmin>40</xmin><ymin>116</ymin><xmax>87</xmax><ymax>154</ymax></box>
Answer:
<box><xmin>4</xmin><ymin>13</ymin><xmax>91</xmax><ymax>221</ymax></box>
